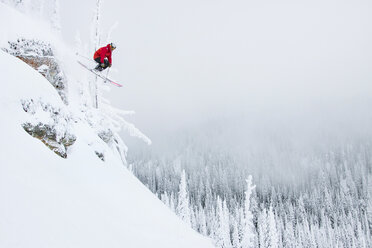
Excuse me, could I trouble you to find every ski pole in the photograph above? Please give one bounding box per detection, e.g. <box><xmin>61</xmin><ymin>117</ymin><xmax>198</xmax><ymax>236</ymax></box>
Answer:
<box><xmin>105</xmin><ymin>68</ymin><xmax>110</xmax><ymax>84</ymax></box>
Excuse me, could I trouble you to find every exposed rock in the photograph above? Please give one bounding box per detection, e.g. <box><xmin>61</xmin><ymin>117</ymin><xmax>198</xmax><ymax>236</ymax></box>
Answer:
<box><xmin>98</xmin><ymin>129</ymin><xmax>114</xmax><ymax>144</ymax></box>
<box><xmin>21</xmin><ymin>99</ymin><xmax>76</xmax><ymax>158</ymax></box>
<box><xmin>22</xmin><ymin>122</ymin><xmax>76</xmax><ymax>158</ymax></box>
<box><xmin>3</xmin><ymin>38</ymin><xmax>67</xmax><ymax>104</ymax></box>
<box><xmin>95</xmin><ymin>151</ymin><xmax>105</xmax><ymax>161</ymax></box>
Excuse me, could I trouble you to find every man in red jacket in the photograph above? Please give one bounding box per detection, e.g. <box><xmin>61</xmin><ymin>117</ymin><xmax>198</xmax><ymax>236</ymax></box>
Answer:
<box><xmin>94</xmin><ymin>43</ymin><xmax>116</xmax><ymax>71</ymax></box>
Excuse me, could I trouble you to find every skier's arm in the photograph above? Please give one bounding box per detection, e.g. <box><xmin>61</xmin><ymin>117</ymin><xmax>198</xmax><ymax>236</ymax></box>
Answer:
<box><xmin>108</xmin><ymin>53</ymin><xmax>112</xmax><ymax>65</ymax></box>
<box><xmin>100</xmin><ymin>48</ymin><xmax>106</xmax><ymax>63</ymax></box>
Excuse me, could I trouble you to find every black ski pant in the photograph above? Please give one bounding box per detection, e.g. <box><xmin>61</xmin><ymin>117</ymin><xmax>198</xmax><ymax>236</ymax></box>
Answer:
<box><xmin>95</xmin><ymin>57</ymin><xmax>109</xmax><ymax>69</ymax></box>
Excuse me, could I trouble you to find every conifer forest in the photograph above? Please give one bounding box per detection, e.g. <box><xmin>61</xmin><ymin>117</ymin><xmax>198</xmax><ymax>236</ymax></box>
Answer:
<box><xmin>130</xmin><ymin>123</ymin><xmax>372</xmax><ymax>248</ymax></box>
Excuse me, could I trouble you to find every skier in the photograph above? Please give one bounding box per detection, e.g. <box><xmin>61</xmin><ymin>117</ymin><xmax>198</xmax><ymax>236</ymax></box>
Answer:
<box><xmin>93</xmin><ymin>43</ymin><xmax>116</xmax><ymax>71</ymax></box>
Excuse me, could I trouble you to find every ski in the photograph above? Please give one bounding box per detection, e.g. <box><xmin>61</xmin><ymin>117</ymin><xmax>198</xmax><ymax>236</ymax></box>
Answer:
<box><xmin>77</xmin><ymin>61</ymin><xmax>123</xmax><ymax>87</ymax></box>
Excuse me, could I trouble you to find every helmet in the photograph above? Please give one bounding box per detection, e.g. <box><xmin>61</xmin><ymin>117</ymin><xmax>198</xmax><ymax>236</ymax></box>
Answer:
<box><xmin>110</xmin><ymin>42</ymin><xmax>117</xmax><ymax>50</ymax></box>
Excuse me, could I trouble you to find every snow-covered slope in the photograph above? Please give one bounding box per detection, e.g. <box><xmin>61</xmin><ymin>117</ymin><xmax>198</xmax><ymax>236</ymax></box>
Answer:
<box><xmin>0</xmin><ymin>3</ymin><xmax>214</xmax><ymax>248</ymax></box>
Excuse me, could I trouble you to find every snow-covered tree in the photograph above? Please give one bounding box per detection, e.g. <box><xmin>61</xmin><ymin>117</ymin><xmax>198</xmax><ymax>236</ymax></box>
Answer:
<box><xmin>161</xmin><ymin>191</ymin><xmax>170</xmax><ymax>208</ymax></box>
<box><xmin>240</xmin><ymin>175</ymin><xmax>256</xmax><ymax>248</ymax></box>
<box><xmin>231</xmin><ymin>217</ymin><xmax>240</xmax><ymax>248</ymax></box>
<box><xmin>51</xmin><ymin>0</ymin><xmax>61</xmax><ymax>33</ymax></box>
<box><xmin>90</xmin><ymin>0</ymin><xmax>103</xmax><ymax>108</ymax></box>
<box><xmin>198</xmin><ymin>207</ymin><xmax>208</xmax><ymax>236</ymax></box>
<box><xmin>283</xmin><ymin>209</ymin><xmax>295</xmax><ymax>248</ymax></box>
<box><xmin>257</xmin><ymin>209</ymin><xmax>267</xmax><ymax>248</ymax></box>
<box><xmin>215</xmin><ymin>196</ymin><xmax>232</xmax><ymax>248</ymax></box>
<box><xmin>266</xmin><ymin>206</ymin><xmax>279</xmax><ymax>248</ymax></box>
<box><xmin>367</xmin><ymin>173</ymin><xmax>372</xmax><ymax>238</ymax></box>
<box><xmin>91</xmin><ymin>0</ymin><xmax>102</xmax><ymax>51</ymax></box>
<box><xmin>169</xmin><ymin>192</ymin><xmax>176</xmax><ymax>213</ymax></box>
<box><xmin>177</xmin><ymin>170</ymin><xmax>191</xmax><ymax>227</ymax></box>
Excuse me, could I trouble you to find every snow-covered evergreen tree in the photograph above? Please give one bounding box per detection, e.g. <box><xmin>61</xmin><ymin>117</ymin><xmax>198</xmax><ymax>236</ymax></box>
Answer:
<box><xmin>266</xmin><ymin>206</ymin><xmax>279</xmax><ymax>248</ymax></box>
<box><xmin>231</xmin><ymin>217</ymin><xmax>240</xmax><ymax>248</ymax></box>
<box><xmin>215</xmin><ymin>196</ymin><xmax>232</xmax><ymax>248</ymax></box>
<box><xmin>176</xmin><ymin>170</ymin><xmax>191</xmax><ymax>227</ymax></box>
<box><xmin>367</xmin><ymin>173</ymin><xmax>372</xmax><ymax>239</ymax></box>
<box><xmin>283</xmin><ymin>209</ymin><xmax>295</xmax><ymax>248</ymax></box>
<box><xmin>169</xmin><ymin>192</ymin><xmax>176</xmax><ymax>213</ymax></box>
<box><xmin>198</xmin><ymin>207</ymin><xmax>208</xmax><ymax>236</ymax></box>
<box><xmin>161</xmin><ymin>191</ymin><xmax>170</xmax><ymax>208</ymax></box>
<box><xmin>240</xmin><ymin>175</ymin><xmax>256</xmax><ymax>248</ymax></box>
<box><xmin>257</xmin><ymin>209</ymin><xmax>267</xmax><ymax>248</ymax></box>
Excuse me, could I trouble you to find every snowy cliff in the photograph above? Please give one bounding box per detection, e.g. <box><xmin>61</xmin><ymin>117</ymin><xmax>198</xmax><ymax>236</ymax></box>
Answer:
<box><xmin>0</xmin><ymin>3</ymin><xmax>214</xmax><ymax>247</ymax></box>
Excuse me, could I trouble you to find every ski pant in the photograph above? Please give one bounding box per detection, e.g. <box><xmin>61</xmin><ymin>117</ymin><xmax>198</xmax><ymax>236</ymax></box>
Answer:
<box><xmin>94</xmin><ymin>57</ymin><xmax>110</xmax><ymax>69</ymax></box>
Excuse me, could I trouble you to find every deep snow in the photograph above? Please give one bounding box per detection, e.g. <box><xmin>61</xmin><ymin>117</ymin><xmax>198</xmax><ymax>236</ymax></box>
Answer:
<box><xmin>0</xmin><ymin>3</ymin><xmax>214</xmax><ymax>248</ymax></box>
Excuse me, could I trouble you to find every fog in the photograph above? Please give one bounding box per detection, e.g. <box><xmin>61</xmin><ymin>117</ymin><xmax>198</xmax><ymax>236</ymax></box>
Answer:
<box><xmin>61</xmin><ymin>0</ymin><xmax>372</xmax><ymax>155</ymax></box>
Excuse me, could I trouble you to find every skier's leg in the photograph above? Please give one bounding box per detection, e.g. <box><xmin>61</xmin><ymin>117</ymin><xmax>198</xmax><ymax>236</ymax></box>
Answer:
<box><xmin>103</xmin><ymin>58</ymin><xmax>109</xmax><ymax>68</ymax></box>
<box><xmin>94</xmin><ymin>57</ymin><xmax>104</xmax><ymax>71</ymax></box>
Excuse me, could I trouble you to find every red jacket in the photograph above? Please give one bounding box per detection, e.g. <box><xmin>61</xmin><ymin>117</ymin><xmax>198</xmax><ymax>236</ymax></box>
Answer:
<box><xmin>94</xmin><ymin>44</ymin><xmax>112</xmax><ymax>64</ymax></box>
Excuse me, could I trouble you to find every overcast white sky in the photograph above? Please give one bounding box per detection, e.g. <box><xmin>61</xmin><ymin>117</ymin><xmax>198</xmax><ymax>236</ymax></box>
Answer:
<box><xmin>60</xmin><ymin>0</ymin><xmax>372</xmax><ymax>147</ymax></box>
